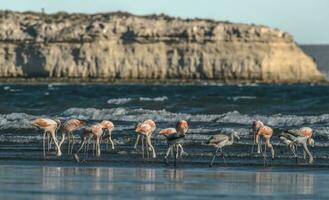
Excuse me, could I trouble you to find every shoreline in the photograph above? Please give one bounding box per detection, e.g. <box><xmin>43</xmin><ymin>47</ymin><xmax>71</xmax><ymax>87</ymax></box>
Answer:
<box><xmin>0</xmin><ymin>159</ymin><xmax>328</xmax><ymax>171</ymax></box>
<box><xmin>0</xmin><ymin>78</ymin><xmax>328</xmax><ymax>85</ymax></box>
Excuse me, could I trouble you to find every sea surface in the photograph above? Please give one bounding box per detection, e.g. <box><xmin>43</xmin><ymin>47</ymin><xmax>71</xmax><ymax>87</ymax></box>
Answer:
<box><xmin>301</xmin><ymin>44</ymin><xmax>329</xmax><ymax>78</ymax></box>
<box><xmin>0</xmin><ymin>83</ymin><xmax>329</xmax><ymax>199</ymax></box>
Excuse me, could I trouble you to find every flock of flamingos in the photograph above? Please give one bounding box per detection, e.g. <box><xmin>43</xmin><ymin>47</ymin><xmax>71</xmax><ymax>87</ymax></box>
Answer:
<box><xmin>31</xmin><ymin>118</ymin><xmax>315</xmax><ymax>166</ymax></box>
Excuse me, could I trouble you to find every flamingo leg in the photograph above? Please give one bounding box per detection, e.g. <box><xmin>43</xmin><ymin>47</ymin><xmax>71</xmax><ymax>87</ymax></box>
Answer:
<box><xmin>134</xmin><ymin>134</ymin><xmax>141</xmax><ymax>150</ymax></box>
<box><xmin>251</xmin><ymin>130</ymin><xmax>257</xmax><ymax>154</ymax></box>
<box><xmin>85</xmin><ymin>138</ymin><xmax>92</xmax><ymax>161</ymax></box>
<box><xmin>173</xmin><ymin>144</ymin><xmax>177</xmax><ymax>167</ymax></box>
<box><xmin>177</xmin><ymin>144</ymin><xmax>184</xmax><ymax>157</ymax></box>
<box><xmin>146</xmin><ymin>138</ymin><xmax>150</xmax><ymax>159</ymax></box>
<box><xmin>289</xmin><ymin>144</ymin><xmax>298</xmax><ymax>163</ymax></box>
<box><xmin>96</xmin><ymin>137</ymin><xmax>101</xmax><ymax>157</ymax></box>
<box><xmin>70</xmin><ymin>133</ymin><xmax>76</xmax><ymax>155</ymax></box>
<box><xmin>108</xmin><ymin>131</ymin><xmax>114</xmax><ymax>150</ymax></box>
<box><xmin>302</xmin><ymin>142</ymin><xmax>313</xmax><ymax>164</ymax></box>
<box><xmin>74</xmin><ymin>139</ymin><xmax>86</xmax><ymax>163</ymax></box>
<box><xmin>49</xmin><ymin>130</ymin><xmax>61</xmax><ymax>157</ymax></box>
<box><xmin>141</xmin><ymin>135</ymin><xmax>145</xmax><ymax>158</ymax></box>
<box><xmin>68</xmin><ymin>133</ymin><xmax>71</xmax><ymax>155</ymax></box>
<box><xmin>176</xmin><ymin>145</ymin><xmax>179</xmax><ymax>159</ymax></box>
<box><xmin>58</xmin><ymin>132</ymin><xmax>66</xmax><ymax>154</ymax></box>
<box><xmin>220</xmin><ymin>148</ymin><xmax>227</xmax><ymax>166</ymax></box>
<box><xmin>49</xmin><ymin>137</ymin><xmax>53</xmax><ymax>151</ymax></box>
<box><xmin>257</xmin><ymin>141</ymin><xmax>261</xmax><ymax>154</ymax></box>
<box><xmin>47</xmin><ymin>133</ymin><xmax>50</xmax><ymax>151</ymax></box>
<box><xmin>164</xmin><ymin>145</ymin><xmax>172</xmax><ymax>165</ymax></box>
<box><xmin>263</xmin><ymin>142</ymin><xmax>267</xmax><ymax>157</ymax></box>
<box><xmin>146</xmin><ymin>135</ymin><xmax>156</xmax><ymax>158</ymax></box>
<box><xmin>43</xmin><ymin>131</ymin><xmax>46</xmax><ymax>157</ymax></box>
<box><xmin>92</xmin><ymin>139</ymin><xmax>96</xmax><ymax>156</ymax></box>
<box><xmin>209</xmin><ymin>146</ymin><xmax>221</xmax><ymax>167</ymax></box>
<box><xmin>265</xmin><ymin>138</ymin><xmax>275</xmax><ymax>159</ymax></box>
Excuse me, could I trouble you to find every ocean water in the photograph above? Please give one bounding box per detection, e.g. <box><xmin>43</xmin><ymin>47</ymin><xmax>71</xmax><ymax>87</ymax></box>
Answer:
<box><xmin>0</xmin><ymin>83</ymin><xmax>329</xmax><ymax>199</ymax></box>
<box><xmin>301</xmin><ymin>45</ymin><xmax>329</xmax><ymax>78</ymax></box>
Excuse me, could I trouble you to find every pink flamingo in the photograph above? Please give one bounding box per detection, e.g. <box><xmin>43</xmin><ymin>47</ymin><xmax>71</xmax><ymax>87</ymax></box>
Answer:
<box><xmin>100</xmin><ymin>120</ymin><xmax>115</xmax><ymax>150</ymax></box>
<box><xmin>252</xmin><ymin>120</ymin><xmax>275</xmax><ymax>163</ymax></box>
<box><xmin>74</xmin><ymin>123</ymin><xmax>104</xmax><ymax>162</ymax></box>
<box><xmin>159</xmin><ymin>120</ymin><xmax>188</xmax><ymax>166</ymax></box>
<box><xmin>31</xmin><ymin>118</ymin><xmax>62</xmax><ymax>157</ymax></box>
<box><xmin>134</xmin><ymin>119</ymin><xmax>156</xmax><ymax>158</ymax></box>
<box><xmin>58</xmin><ymin>119</ymin><xmax>85</xmax><ymax>155</ymax></box>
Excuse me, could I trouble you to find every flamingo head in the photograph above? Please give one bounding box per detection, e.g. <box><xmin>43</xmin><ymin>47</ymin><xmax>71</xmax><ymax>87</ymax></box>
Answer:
<box><xmin>54</xmin><ymin>118</ymin><xmax>63</xmax><ymax>128</ymax></box>
<box><xmin>301</xmin><ymin>127</ymin><xmax>313</xmax><ymax>138</ymax></box>
<box><xmin>252</xmin><ymin>120</ymin><xmax>264</xmax><ymax>131</ymax></box>
<box><xmin>308</xmin><ymin>138</ymin><xmax>315</xmax><ymax>147</ymax></box>
<box><xmin>233</xmin><ymin>132</ymin><xmax>240</xmax><ymax>140</ymax></box>
<box><xmin>134</xmin><ymin>122</ymin><xmax>142</xmax><ymax>133</ymax></box>
<box><xmin>78</xmin><ymin>119</ymin><xmax>86</xmax><ymax>125</ymax></box>
<box><xmin>100</xmin><ymin>120</ymin><xmax>114</xmax><ymax>129</ymax></box>
<box><xmin>176</xmin><ymin>120</ymin><xmax>188</xmax><ymax>134</ymax></box>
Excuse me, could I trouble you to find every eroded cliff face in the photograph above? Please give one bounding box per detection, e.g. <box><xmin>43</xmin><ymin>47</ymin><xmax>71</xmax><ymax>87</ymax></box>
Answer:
<box><xmin>0</xmin><ymin>11</ymin><xmax>325</xmax><ymax>82</ymax></box>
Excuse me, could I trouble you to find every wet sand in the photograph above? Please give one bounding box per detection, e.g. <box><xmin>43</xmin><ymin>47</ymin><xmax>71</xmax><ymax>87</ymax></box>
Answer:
<box><xmin>0</xmin><ymin>161</ymin><xmax>327</xmax><ymax>200</ymax></box>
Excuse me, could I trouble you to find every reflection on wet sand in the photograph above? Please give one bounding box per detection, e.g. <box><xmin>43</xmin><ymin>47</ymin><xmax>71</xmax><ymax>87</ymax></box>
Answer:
<box><xmin>255</xmin><ymin>171</ymin><xmax>314</xmax><ymax>195</ymax></box>
<box><xmin>0</xmin><ymin>165</ymin><xmax>320</xmax><ymax>199</ymax></box>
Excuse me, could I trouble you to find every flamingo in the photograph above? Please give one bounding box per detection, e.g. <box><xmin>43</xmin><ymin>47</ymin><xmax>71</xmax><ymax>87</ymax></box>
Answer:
<box><xmin>100</xmin><ymin>120</ymin><xmax>115</xmax><ymax>150</ymax></box>
<box><xmin>159</xmin><ymin>120</ymin><xmax>189</xmax><ymax>166</ymax></box>
<box><xmin>207</xmin><ymin>132</ymin><xmax>240</xmax><ymax>167</ymax></box>
<box><xmin>134</xmin><ymin>119</ymin><xmax>156</xmax><ymax>158</ymax></box>
<box><xmin>31</xmin><ymin>118</ymin><xmax>62</xmax><ymax>157</ymax></box>
<box><xmin>252</xmin><ymin>120</ymin><xmax>275</xmax><ymax>163</ymax></box>
<box><xmin>280</xmin><ymin>127</ymin><xmax>314</xmax><ymax>164</ymax></box>
<box><xmin>58</xmin><ymin>119</ymin><xmax>85</xmax><ymax>155</ymax></box>
<box><xmin>74</xmin><ymin>123</ymin><xmax>104</xmax><ymax>162</ymax></box>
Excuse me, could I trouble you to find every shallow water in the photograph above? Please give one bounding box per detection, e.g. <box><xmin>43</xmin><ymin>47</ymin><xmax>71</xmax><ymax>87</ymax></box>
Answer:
<box><xmin>0</xmin><ymin>162</ymin><xmax>329</xmax><ymax>200</ymax></box>
<box><xmin>1</xmin><ymin>83</ymin><xmax>329</xmax><ymax>199</ymax></box>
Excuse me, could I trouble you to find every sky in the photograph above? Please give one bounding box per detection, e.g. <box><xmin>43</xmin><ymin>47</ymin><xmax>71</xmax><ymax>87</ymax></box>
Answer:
<box><xmin>0</xmin><ymin>0</ymin><xmax>328</xmax><ymax>44</ymax></box>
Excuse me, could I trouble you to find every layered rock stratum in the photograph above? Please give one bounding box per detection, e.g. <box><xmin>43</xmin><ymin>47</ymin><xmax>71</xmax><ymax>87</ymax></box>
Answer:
<box><xmin>0</xmin><ymin>11</ymin><xmax>325</xmax><ymax>83</ymax></box>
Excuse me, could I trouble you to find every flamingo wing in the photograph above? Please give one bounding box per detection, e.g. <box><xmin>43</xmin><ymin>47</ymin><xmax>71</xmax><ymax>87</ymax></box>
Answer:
<box><xmin>280</xmin><ymin>132</ymin><xmax>297</xmax><ymax>141</ymax></box>
<box><xmin>159</xmin><ymin>128</ymin><xmax>177</xmax><ymax>136</ymax></box>
<box><xmin>136</xmin><ymin>123</ymin><xmax>152</xmax><ymax>134</ymax></box>
<box><xmin>207</xmin><ymin>134</ymin><xmax>229</xmax><ymax>145</ymax></box>
<box><xmin>32</xmin><ymin>118</ymin><xmax>56</xmax><ymax>128</ymax></box>
<box><xmin>283</xmin><ymin>129</ymin><xmax>304</xmax><ymax>137</ymax></box>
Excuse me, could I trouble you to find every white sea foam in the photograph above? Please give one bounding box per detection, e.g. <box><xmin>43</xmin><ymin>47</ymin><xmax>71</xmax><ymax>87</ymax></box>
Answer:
<box><xmin>2</xmin><ymin>108</ymin><xmax>329</xmax><ymax>139</ymax></box>
<box><xmin>107</xmin><ymin>96</ymin><xmax>168</xmax><ymax>105</ymax></box>
<box><xmin>139</xmin><ymin>96</ymin><xmax>168</xmax><ymax>101</ymax></box>
<box><xmin>227</xmin><ymin>96</ymin><xmax>257</xmax><ymax>101</ymax></box>
<box><xmin>0</xmin><ymin>113</ymin><xmax>37</xmax><ymax>130</ymax></box>
<box><xmin>61</xmin><ymin>107</ymin><xmax>329</xmax><ymax>128</ymax></box>
<box><xmin>107</xmin><ymin>98</ymin><xmax>132</xmax><ymax>105</ymax></box>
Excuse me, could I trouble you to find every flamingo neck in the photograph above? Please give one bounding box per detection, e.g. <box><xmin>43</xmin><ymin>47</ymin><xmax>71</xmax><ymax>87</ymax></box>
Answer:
<box><xmin>229</xmin><ymin>134</ymin><xmax>235</xmax><ymax>145</ymax></box>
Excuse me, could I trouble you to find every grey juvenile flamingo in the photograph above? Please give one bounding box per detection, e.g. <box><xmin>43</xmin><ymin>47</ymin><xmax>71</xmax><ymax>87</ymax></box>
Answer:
<box><xmin>207</xmin><ymin>132</ymin><xmax>240</xmax><ymax>167</ymax></box>
<box><xmin>280</xmin><ymin>127</ymin><xmax>314</xmax><ymax>164</ymax></box>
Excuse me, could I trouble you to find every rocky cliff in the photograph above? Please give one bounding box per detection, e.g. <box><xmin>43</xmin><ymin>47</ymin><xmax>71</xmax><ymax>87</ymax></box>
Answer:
<box><xmin>0</xmin><ymin>11</ymin><xmax>325</xmax><ymax>83</ymax></box>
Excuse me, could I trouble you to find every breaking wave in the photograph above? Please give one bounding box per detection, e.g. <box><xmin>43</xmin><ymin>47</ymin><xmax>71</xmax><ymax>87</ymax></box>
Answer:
<box><xmin>107</xmin><ymin>96</ymin><xmax>168</xmax><ymax>105</ymax></box>
<box><xmin>62</xmin><ymin>108</ymin><xmax>329</xmax><ymax>127</ymax></box>
<box><xmin>2</xmin><ymin>108</ymin><xmax>329</xmax><ymax>138</ymax></box>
